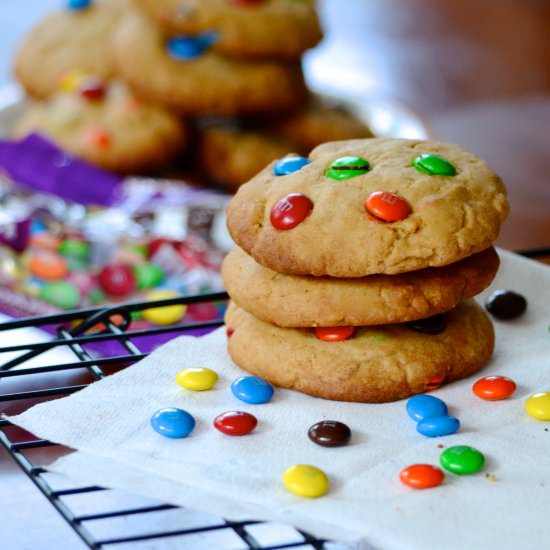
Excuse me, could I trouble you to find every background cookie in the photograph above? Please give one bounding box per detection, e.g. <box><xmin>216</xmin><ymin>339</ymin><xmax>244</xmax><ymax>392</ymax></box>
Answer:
<box><xmin>13</xmin><ymin>0</ymin><xmax>129</xmax><ymax>99</ymax></box>
<box><xmin>133</xmin><ymin>0</ymin><xmax>322</xmax><ymax>60</ymax></box>
<box><xmin>225</xmin><ymin>300</ymin><xmax>495</xmax><ymax>403</ymax></box>
<box><xmin>227</xmin><ymin>138</ymin><xmax>509</xmax><ymax>277</ymax></box>
<box><xmin>114</xmin><ymin>12</ymin><xmax>308</xmax><ymax>116</ymax></box>
<box><xmin>14</xmin><ymin>81</ymin><xmax>188</xmax><ymax>173</ymax></box>
<box><xmin>199</xmin><ymin>126</ymin><xmax>293</xmax><ymax>193</ymax></box>
<box><xmin>222</xmin><ymin>246</ymin><xmax>499</xmax><ymax>327</ymax></box>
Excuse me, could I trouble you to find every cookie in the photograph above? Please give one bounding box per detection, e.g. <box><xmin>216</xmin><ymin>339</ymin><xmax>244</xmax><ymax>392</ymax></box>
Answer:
<box><xmin>199</xmin><ymin>101</ymin><xmax>373</xmax><ymax>191</ymax></box>
<box><xmin>271</xmin><ymin>99</ymin><xmax>373</xmax><ymax>153</ymax></box>
<box><xmin>114</xmin><ymin>12</ymin><xmax>308</xmax><ymax>116</ymax></box>
<box><xmin>199</xmin><ymin>126</ymin><xmax>294</xmax><ymax>192</ymax></box>
<box><xmin>226</xmin><ymin>138</ymin><xmax>509</xmax><ymax>277</ymax></box>
<box><xmin>225</xmin><ymin>300</ymin><xmax>495</xmax><ymax>403</ymax></box>
<box><xmin>13</xmin><ymin>0</ymin><xmax>129</xmax><ymax>99</ymax></box>
<box><xmin>222</xmin><ymin>246</ymin><xmax>499</xmax><ymax>327</ymax></box>
<box><xmin>14</xmin><ymin>81</ymin><xmax>188</xmax><ymax>174</ymax></box>
<box><xmin>133</xmin><ymin>0</ymin><xmax>322</xmax><ymax>60</ymax></box>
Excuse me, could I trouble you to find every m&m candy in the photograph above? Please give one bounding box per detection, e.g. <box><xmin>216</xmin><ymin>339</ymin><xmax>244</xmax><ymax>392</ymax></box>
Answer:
<box><xmin>134</xmin><ymin>262</ymin><xmax>165</xmax><ymax>290</ymax></box>
<box><xmin>406</xmin><ymin>394</ymin><xmax>448</xmax><ymax>422</ymax></box>
<box><xmin>85</xmin><ymin>128</ymin><xmax>111</xmax><ymax>149</ymax></box>
<box><xmin>440</xmin><ymin>445</ymin><xmax>485</xmax><ymax>475</ymax></box>
<box><xmin>282</xmin><ymin>465</ymin><xmax>329</xmax><ymax>498</ymax></box>
<box><xmin>79</xmin><ymin>78</ymin><xmax>105</xmax><ymax>101</ymax></box>
<box><xmin>29</xmin><ymin>252</ymin><xmax>68</xmax><ymax>281</ymax></box>
<box><xmin>473</xmin><ymin>376</ymin><xmax>517</xmax><ymax>401</ymax></box>
<box><xmin>417</xmin><ymin>415</ymin><xmax>460</xmax><ymax>438</ymax></box>
<box><xmin>176</xmin><ymin>367</ymin><xmax>218</xmax><ymax>391</ymax></box>
<box><xmin>59</xmin><ymin>238</ymin><xmax>90</xmax><ymax>261</ymax></box>
<box><xmin>326</xmin><ymin>156</ymin><xmax>369</xmax><ymax>181</ymax></box>
<box><xmin>142</xmin><ymin>290</ymin><xmax>187</xmax><ymax>326</ymax></box>
<box><xmin>407</xmin><ymin>314</ymin><xmax>446</xmax><ymax>335</ymax></box>
<box><xmin>40</xmin><ymin>281</ymin><xmax>80</xmax><ymax>310</ymax></box>
<box><xmin>167</xmin><ymin>32</ymin><xmax>218</xmax><ymax>60</ymax></box>
<box><xmin>274</xmin><ymin>156</ymin><xmax>311</xmax><ymax>176</ymax></box>
<box><xmin>400</xmin><ymin>464</ymin><xmax>444</xmax><ymax>489</ymax></box>
<box><xmin>412</xmin><ymin>154</ymin><xmax>456</xmax><ymax>176</ymax></box>
<box><xmin>365</xmin><ymin>191</ymin><xmax>411</xmax><ymax>223</ymax></box>
<box><xmin>231</xmin><ymin>376</ymin><xmax>274</xmax><ymax>404</ymax></box>
<box><xmin>485</xmin><ymin>290</ymin><xmax>527</xmax><ymax>320</ymax></box>
<box><xmin>270</xmin><ymin>193</ymin><xmax>313</xmax><ymax>230</ymax></box>
<box><xmin>525</xmin><ymin>392</ymin><xmax>550</xmax><ymax>421</ymax></box>
<box><xmin>308</xmin><ymin>420</ymin><xmax>351</xmax><ymax>447</ymax></box>
<box><xmin>213</xmin><ymin>411</ymin><xmax>257</xmax><ymax>436</ymax></box>
<box><xmin>150</xmin><ymin>408</ymin><xmax>195</xmax><ymax>438</ymax></box>
<box><xmin>314</xmin><ymin>326</ymin><xmax>355</xmax><ymax>342</ymax></box>
<box><xmin>67</xmin><ymin>0</ymin><xmax>93</xmax><ymax>11</ymax></box>
<box><xmin>99</xmin><ymin>264</ymin><xmax>136</xmax><ymax>296</ymax></box>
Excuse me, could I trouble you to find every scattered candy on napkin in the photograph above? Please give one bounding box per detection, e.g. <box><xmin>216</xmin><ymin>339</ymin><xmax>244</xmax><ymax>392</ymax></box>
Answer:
<box><xmin>7</xmin><ymin>249</ymin><xmax>550</xmax><ymax>549</ymax></box>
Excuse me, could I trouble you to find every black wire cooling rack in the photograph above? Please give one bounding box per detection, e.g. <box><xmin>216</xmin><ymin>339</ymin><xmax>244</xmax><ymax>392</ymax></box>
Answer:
<box><xmin>0</xmin><ymin>290</ymin><xmax>326</xmax><ymax>550</ymax></box>
<box><xmin>1</xmin><ymin>246</ymin><xmax>549</xmax><ymax>549</ymax></box>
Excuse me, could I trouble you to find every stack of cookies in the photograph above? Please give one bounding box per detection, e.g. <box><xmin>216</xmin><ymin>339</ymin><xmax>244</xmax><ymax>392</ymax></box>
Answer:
<box><xmin>222</xmin><ymin>137</ymin><xmax>509</xmax><ymax>403</ymax></box>
<box><xmin>12</xmin><ymin>0</ymin><xmax>372</xmax><ymax>184</ymax></box>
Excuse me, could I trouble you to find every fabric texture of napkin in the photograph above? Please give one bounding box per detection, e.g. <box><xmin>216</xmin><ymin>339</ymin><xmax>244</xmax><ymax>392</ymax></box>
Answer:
<box><xmin>8</xmin><ymin>249</ymin><xmax>550</xmax><ymax>549</ymax></box>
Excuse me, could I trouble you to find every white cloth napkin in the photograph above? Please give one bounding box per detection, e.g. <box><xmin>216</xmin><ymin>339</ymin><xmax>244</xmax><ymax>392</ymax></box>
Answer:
<box><xmin>8</xmin><ymin>249</ymin><xmax>550</xmax><ymax>550</ymax></box>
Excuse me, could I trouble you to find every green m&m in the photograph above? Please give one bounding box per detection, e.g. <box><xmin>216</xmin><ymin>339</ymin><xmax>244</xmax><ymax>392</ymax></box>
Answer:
<box><xmin>326</xmin><ymin>156</ymin><xmax>370</xmax><ymax>181</ymax></box>
<box><xmin>40</xmin><ymin>281</ymin><xmax>80</xmax><ymax>310</ymax></box>
<box><xmin>412</xmin><ymin>154</ymin><xmax>456</xmax><ymax>176</ymax></box>
<box><xmin>440</xmin><ymin>445</ymin><xmax>485</xmax><ymax>475</ymax></box>
<box><xmin>59</xmin><ymin>238</ymin><xmax>90</xmax><ymax>261</ymax></box>
<box><xmin>134</xmin><ymin>262</ymin><xmax>165</xmax><ymax>290</ymax></box>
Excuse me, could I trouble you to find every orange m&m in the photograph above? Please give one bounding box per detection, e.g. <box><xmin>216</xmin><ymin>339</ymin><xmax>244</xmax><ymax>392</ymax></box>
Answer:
<box><xmin>365</xmin><ymin>191</ymin><xmax>411</xmax><ymax>223</ymax></box>
<box><xmin>472</xmin><ymin>375</ymin><xmax>517</xmax><ymax>401</ymax></box>
<box><xmin>314</xmin><ymin>326</ymin><xmax>355</xmax><ymax>342</ymax></box>
<box><xmin>85</xmin><ymin>128</ymin><xmax>111</xmax><ymax>149</ymax></box>
<box><xmin>400</xmin><ymin>464</ymin><xmax>444</xmax><ymax>489</ymax></box>
<box><xmin>28</xmin><ymin>252</ymin><xmax>68</xmax><ymax>281</ymax></box>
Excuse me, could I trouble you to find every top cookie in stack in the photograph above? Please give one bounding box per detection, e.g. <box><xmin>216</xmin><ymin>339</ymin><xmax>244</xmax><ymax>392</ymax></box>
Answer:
<box><xmin>223</xmin><ymin>138</ymin><xmax>509</xmax><ymax>402</ymax></box>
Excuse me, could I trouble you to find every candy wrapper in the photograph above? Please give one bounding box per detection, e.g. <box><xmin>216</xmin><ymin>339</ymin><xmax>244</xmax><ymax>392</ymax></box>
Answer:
<box><xmin>0</xmin><ymin>133</ymin><xmax>231</xmax><ymax>348</ymax></box>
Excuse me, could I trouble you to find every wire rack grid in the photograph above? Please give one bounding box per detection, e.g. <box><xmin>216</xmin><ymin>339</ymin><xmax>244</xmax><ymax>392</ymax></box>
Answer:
<box><xmin>0</xmin><ymin>291</ymin><xmax>326</xmax><ymax>550</ymax></box>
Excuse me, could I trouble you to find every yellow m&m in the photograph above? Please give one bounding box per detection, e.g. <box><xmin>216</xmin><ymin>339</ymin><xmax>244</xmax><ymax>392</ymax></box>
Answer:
<box><xmin>525</xmin><ymin>392</ymin><xmax>550</xmax><ymax>421</ymax></box>
<box><xmin>282</xmin><ymin>465</ymin><xmax>329</xmax><ymax>498</ymax></box>
<box><xmin>142</xmin><ymin>290</ymin><xmax>187</xmax><ymax>326</ymax></box>
<box><xmin>176</xmin><ymin>368</ymin><xmax>218</xmax><ymax>391</ymax></box>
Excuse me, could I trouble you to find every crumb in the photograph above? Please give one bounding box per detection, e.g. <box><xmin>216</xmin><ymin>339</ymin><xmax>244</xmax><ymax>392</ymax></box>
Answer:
<box><xmin>545</xmin><ymin>428</ymin><xmax>548</xmax><ymax>432</ymax></box>
<box><xmin>485</xmin><ymin>473</ymin><xmax>497</xmax><ymax>482</ymax></box>
<box><xmin>437</xmin><ymin>444</ymin><xmax>445</xmax><ymax>449</ymax></box>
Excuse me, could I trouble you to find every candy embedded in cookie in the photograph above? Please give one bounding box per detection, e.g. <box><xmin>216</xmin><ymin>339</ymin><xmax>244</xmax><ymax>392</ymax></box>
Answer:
<box><xmin>226</xmin><ymin>138</ymin><xmax>509</xmax><ymax>277</ymax></box>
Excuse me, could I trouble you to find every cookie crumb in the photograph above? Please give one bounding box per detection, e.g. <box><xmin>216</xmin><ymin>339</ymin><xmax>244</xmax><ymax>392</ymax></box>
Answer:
<box><xmin>485</xmin><ymin>473</ymin><xmax>497</xmax><ymax>482</ymax></box>
<box><xmin>437</xmin><ymin>444</ymin><xmax>445</xmax><ymax>449</ymax></box>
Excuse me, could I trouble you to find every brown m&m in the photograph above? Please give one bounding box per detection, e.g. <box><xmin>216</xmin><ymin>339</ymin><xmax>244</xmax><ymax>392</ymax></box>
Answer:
<box><xmin>308</xmin><ymin>420</ymin><xmax>351</xmax><ymax>447</ymax></box>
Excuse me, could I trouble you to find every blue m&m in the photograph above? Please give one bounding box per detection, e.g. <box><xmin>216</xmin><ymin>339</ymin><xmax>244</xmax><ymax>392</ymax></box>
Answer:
<box><xmin>406</xmin><ymin>394</ymin><xmax>448</xmax><ymax>422</ymax></box>
<box><xmin>67</xmin><ymin>0</ymin><xmax>93</xmax><ymax>10</ymax></box>
<box><xmin>231</xmin><ymin>376</ymin><xmax>274</xmax><ymax>404</ymax></box>
<box><xmin>167</xmin><ymin>32</ymin><xmax>219</xmax><ymax>60</ymax></box>
<box><xmin>417</xmin><ymin>415</ymin><xmax>460</xmax><ymax>437</ymax></box>
<box><xmin>274</xmin><ymin>156</ymin><xmax>311</xmax><ymax>176</ymax></box>
<box><xmin>150</xmin><ymin>408</ymin><xmax>195</xmax><ymax>438</ymax></box>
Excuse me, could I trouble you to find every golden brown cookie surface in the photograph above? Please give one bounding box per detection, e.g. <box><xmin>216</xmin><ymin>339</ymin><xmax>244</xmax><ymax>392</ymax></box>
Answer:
<box><xmin>222</xmin><ymin>246</ymin><xmax>499</xmax><ymax>326</ymax></box>
<box><xmin>14</xmin><ymin>81</ymin><xmax>188</xmax><ymax>174</ymax></box>
<box><xmin>114</xmin><ymin>12</ymin><xmax>307</xmax><ymax>116</ymax></box>
<box><xmin>225</xmin><ymin>300</ymin><xmax>495</xmax><ymax>403</ymax></box>
<box><xmin>226</xmin><ymin>138</ymin><xmax>509</xmax><ymax>277</ymax></box>
<box><xmin>14</xmin><ymin>0</ymin><xmax>129</xmax><ymax>98</ymax></box>
<box><xmin>134</xmin><ymin>0</ymin><xmax>322</xmax><ymax>60</ymax></box>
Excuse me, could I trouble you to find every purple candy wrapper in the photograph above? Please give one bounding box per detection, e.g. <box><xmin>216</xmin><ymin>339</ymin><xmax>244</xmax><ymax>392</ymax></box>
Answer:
<box><xmin>0</xmin><ymin>134</ymin><xmax>124</xmax><ymax>206</ymax></box>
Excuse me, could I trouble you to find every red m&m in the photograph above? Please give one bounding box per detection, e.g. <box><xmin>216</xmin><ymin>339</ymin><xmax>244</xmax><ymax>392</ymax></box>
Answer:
<box><xmin>214</xmin><ymin>411</ymin><xmax>257</xmax><ymax>436</ymax></box>
<box><xmin>473</xmin><ymin>376</ymin><xmax>516</xmax><ymax>401</ymax></box>
<box><xmin>365</xmin><ymin>191</ymin><xmax>411</xmax><ymax>223</ymax></box>
<box><xmin>314</xmin><ymin>326</ymin><xmax>355</xmax><ymax>342</ymax></box>
<box><xmin>270</xmin><ymin>193</ymin><xmax>313</xmax><ymax>230</ymax></box>
<box><xmin>79</xmin><ymin>78</ymin><xmax>105</xmax><ymax>101</ymax></box>
<box><xmin>400</xmin><ymin>464</ymin><xmax>444</xmax><ymax>489</ymax></box>
<box><xmin>99</xmin><ymin>264</ymin><xmax>136</xmax><ymax>296</ymax></box>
